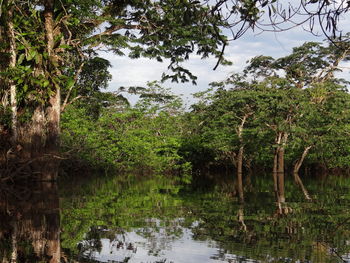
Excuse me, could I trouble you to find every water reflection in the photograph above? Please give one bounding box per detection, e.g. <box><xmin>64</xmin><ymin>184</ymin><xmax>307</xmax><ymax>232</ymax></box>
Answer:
<box><xmin>0</xmin><ymin>183</ymin><xmax>60</xmax><ymax>263</ymax></box>
<box><xmin>79</xmin><ymin>221</ymin><xmax>260</xmax><ymax>263</ymax></box>
<box><xmin>1</xmin><ymin>174</ymin><xmax>350</xmax><ymax>262</ymax></box>
<box><xmin>60</xmin><ymin>175</ymin><xmax>350</xmax><ymax>263</ymax></box>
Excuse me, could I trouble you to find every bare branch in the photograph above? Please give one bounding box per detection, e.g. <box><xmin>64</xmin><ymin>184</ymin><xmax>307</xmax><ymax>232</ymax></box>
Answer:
<box><xmin>61</xmin><ymin>62</ymin><xmax>85</xmax><ymax>112</ymax></box>
<box><xmin>61</xmin><ymin>95</ymin><xmax>89</xmax><ymax>112</ymax></box>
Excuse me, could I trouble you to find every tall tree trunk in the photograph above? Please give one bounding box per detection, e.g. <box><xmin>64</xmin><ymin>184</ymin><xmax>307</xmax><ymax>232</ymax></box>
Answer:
<box><xmin>235</xmin><ymin>113</ymin><xmax>251</xmax><ymax>203</ymax></box>
<box><xmin>293</xmin><ymin>146</ymin><xmax>312</xmax><ymax>200</ymax></box>
<box><xmin>272</xmin><ymin>148</ymin><xmax>279</xmax><ymax>198</ymax></box>
<box><xmin>277</xmin><ymin>146</ymin><xmax>285</xmax><ymax>203</ymax></box>
<box><xmin>272</xmin><ymin>133</ymin><xmax>281</xmax><ymax>202</ymax></box>
<box><xmin>17</xmin><ymin>107</ymin><xmax>45</xmax><ymax>159</ymax></box>
<box><xmin>273</xmin><ymin>132</ymin><xmax>287</xmax><ymax>204</ymax></box>
<box><xmin>7</xmin><ymin>3</ymin><xmax>17</xmax><ymax>144</ymax></box>
<box><xmin>44</xmin><ymin>0</ymin><xmax>61</xmax><ymax>152</ymax></box>
<box><xmin>278</xmin><ymin>132</ymin><xmax>288</xmax><ymax>203</ymax></box>
<box><xmin>237</xmin><ymin>146</ymin><xmax>244</xmax><ymax>203</ymax></box>
<box><xmin>42</xmin><ymin>0</ymin><xmax>61</xmax><ymax>181</ymax></box>
<box><xmin>2</xmin><ymin>0</ymin><xmax>17</xmax><ymax>144</ymax></box>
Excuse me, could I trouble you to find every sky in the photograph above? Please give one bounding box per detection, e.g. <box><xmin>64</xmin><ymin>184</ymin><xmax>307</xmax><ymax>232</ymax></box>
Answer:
<box><xmin>99</xmin><ymin>11</ymin><xmax>350</xmax><ymax>106</ymax></box>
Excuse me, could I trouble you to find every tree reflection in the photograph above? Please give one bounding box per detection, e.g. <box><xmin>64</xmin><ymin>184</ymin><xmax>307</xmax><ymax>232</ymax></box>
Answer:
<box><xmin>58</xmin><ymin>174</ymin><xmax>350</xmax><ymax>263</ymax></box>
<box><xmin>0</xmin><ymin>182</ymin><xmax>60</xmax><ymax>263</ymax></box>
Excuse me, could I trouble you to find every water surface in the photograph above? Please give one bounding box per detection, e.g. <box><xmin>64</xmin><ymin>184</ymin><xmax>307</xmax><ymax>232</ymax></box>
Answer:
<box><xmin>59</xmin><ymin>174</ymin><xmax>350</xmax><ymax>263</ymax></box>
<box><xmin>1</xmin><ymin>174</ymin><xmax>350</xmax><ymax>263</ymax></box>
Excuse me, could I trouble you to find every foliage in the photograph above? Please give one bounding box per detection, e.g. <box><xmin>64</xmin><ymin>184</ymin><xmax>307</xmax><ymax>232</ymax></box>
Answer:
<box><xmin>61</xmin><ymin>87</ymin><xmax>191</xmax><ymax>180</ymax></box>
<box><xmin>1</xmin><ymin>0</ymin><xmax>348</xmax><ymax>126</ymax></box>
<box><xmin>59</xmin><ymin>39</ymin><xmax>350</xmax><ymax>178</ymax></box>
<box><xmin>187</xmin><ymin>40</ymin><xmax>350</xmax><ymax>171</ymax></box>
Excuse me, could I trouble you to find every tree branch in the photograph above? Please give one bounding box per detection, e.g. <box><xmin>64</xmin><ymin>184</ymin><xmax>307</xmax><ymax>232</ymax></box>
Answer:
<box><xmin>61</xmin><ymin>62</ymin><xmax>85</xmax><ymax>112</ymax></box>
<box><xmin>85</xmin><ymin>24</ymin><xmax>144</xmax><ymax>45</ymax></box>
<box><xmin>61</xmin><ymin>95</ymin><xmax>88</xmax><ymax>113</ymax></box>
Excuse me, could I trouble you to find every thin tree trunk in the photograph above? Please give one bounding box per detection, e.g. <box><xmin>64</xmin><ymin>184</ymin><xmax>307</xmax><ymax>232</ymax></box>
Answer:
<box><xmin>237</xmin><ymin>146</ymin><xmax>244</xmax><ymax>203</ymax></box>
<box><xmin>7</xmin><ymin>2</ymin><xmax>17</xmax><ymax>143</ymax></box>
<box><xmin>235</xmin><ymin>113</ymin><xmax>250</xmax><ymax>203</ymax></box>
<box><xmin>237</xmin><ymin>206</ymin><xmax>247</xmax><ymax>232</ymax></box>
<box><xmin>0</xmin><ymin>0</ymin><xmax>3</xmax><ymax>19</ymax></box>
<box><xmin>277</xmin><ymin>146</ymin><xmax>285</xmax><ymax>203</ymax></box>
<box><xmin>10</xmin><ymin>221</ymin><xmax>17</xmax><ymax>263</ymax></box>
<box><xmin>293</xmin><ymin>146</ymin><xmax>312</xmax><ymax>174</ymax></box>
<box><xmin>273</xmin><ymin>132</ymin><xmax>288</xmax><ymax>204</ymax></box>
<box><xmin>272</xmin><ymin>148</ymin><xmax>278</xmax><ymax>197</ymax></box>
<box><xmin>293</xmin><ymin>146</ymin><xmax>312</xmax><ymax>200</ymax></box>
<box><xmin>273</xmin><ymin>133</ymin><xmax>282</xmax><ymax>202</ymax></box>
<box><xmin>294</xmin><ymin>173</ymin><xmax>311</xmax><ymax>200</ymax></box>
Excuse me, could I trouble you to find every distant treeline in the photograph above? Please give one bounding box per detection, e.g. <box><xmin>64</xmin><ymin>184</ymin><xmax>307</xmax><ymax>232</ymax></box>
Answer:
<box><xmin>60</xmin><ymin>41</ymin><xmax>350</xmax><ymax>176</ymax></box>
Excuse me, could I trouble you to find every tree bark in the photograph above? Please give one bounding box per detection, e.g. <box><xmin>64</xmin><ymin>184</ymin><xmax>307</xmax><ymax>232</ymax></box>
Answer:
<box><xmin>237</xmin><ymin>146</ymin><xmax>244</xmax><ymax>203</ymax></box>
<box><xmin>234</xmin><ymin>113</ymin><xmax>250</xmax><ymax>203</ymax></box>
<box><xmin>44</xmin><ymin>0</ymin><xmax>61</xmax><ymax>151</ymax></box>
<box><xmin>43</xmin><ymin>0</ymin><xmax>61</xmax><ymax>181</ymax></box>
<box><xmin>273</xmin><ymin>132</ymin><xmax>287</xmax><ymax>204</ymax></box>
<box><xmin>278</xmin><ymin>132</ymin><xmax>288</xmax><ymax>203</ymax></box>
<box><xmin>2</xmin><ymin>0</ymin><xmax>17</xmax><ymax>143</ymax></box>
<box><xmin>7</xmin><ymin>3</ymin><xmax>17</xmax><ymax>144</ymax></box>
<box><xmin>272</xmin><ymin>133</ymin><xmax>281</xmax><ymax>202</ymax></box>
<box><xmin>293</xmin><ymin>146</ymin><xmax>312</xmax><ymax>174</ymax></box>
<box><xmin>277</xmin><ymin>146</ymin><xmax>285</xmax><ymax>203</ymax></box>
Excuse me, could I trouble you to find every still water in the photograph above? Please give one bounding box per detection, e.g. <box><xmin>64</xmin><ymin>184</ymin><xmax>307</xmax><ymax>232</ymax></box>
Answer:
<box><xmin>1</xmin><ymin>174</ymin><xmax>350</xmax><ymax>262</ymax></box>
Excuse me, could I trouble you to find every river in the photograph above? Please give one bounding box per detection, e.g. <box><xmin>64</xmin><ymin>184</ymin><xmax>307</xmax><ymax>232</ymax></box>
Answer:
<box><xmin>0</xmin><ymin>173</ymin><xmax>350</xmax><ymax>262</ymax></box>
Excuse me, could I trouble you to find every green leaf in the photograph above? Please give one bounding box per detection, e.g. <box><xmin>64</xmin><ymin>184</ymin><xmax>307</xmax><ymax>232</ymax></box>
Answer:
<box><xmin>42</xmin><ymin>80</ymin><xmax>50</xmax><ymax>88</ymax></box>
<box><xmin>66</xmin><ymin>78</ymin><xmax>75</xmax><ymax>89</ymax></box>
<box><xmin>23</xmin><ymin>84</ymin><xmax>28</xmax><ymax>92</ymax></box>
<box><xmin>27</xmin><ymin>49</ymin><xmax>37</xmax><ymax>61</ymax></box>
<box><xmin>59</xmin><ymin>44</ymin><xmax>72</xmax><ymax>49</ymax></box>
<box><xmin>17</xmin><ymin>54</ymin><xmax>25</xmax><ymax>65</ymax></box>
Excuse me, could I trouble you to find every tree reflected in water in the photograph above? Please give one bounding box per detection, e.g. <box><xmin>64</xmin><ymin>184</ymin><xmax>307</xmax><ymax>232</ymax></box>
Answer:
<box><xmin>0</xmin><ymin>182</ymin><xmax>60</xmax><ymax>263</ymax></box>
<box><xmin>60</xmin><ymin>174</ymin><xmax>350</xmax><ymax>263</ymax></box>
<box><xmin>1</xmin><ymin>174</ymin><xmax>350</xmax><ymax>262</ymax></box>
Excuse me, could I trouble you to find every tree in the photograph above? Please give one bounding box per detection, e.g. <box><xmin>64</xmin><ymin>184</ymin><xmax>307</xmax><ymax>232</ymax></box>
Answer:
<box><xmin>0</xmin><ymin>1</ymin><xmax>349</xmax><ymax>180</ymax></box>
<box><xmin>0</xmin><ymin>0</ymin><xmax>230</xmax><ymax>180</ymax></box>
<box><xmin>192</xmin><ymin>40</ymin><xmax>350</xmax><ymax>204</ymax></box>
<box><xmin>196</xmin><ymin>87</ymin><xmax>257</xmax><ymax>203</ymax></box>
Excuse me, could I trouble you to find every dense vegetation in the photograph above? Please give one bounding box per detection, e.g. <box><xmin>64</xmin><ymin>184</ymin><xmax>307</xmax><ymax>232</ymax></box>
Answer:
<box><xmin>61</xmin><ymin>82</ymin><xmax>191</xmax><ymax>182</ymax></box>
<box><xmin>58</xmin><ymin>39</ymin><xmax>350</xmax><ymax>204</ymax></box>
<box><xmin>0</xmin><ymin>0</ymin><xmax>349</xmax><ymax>181</ymax></box>
<box><xmin>0</xmin><ymin>0</ymin><xmax>349</xmax><ymax>204</ymax></box>
<box><xmin>1</xmin><ymin>1</ymin><xmax>350</xmax><ymax>262</ymax></box>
